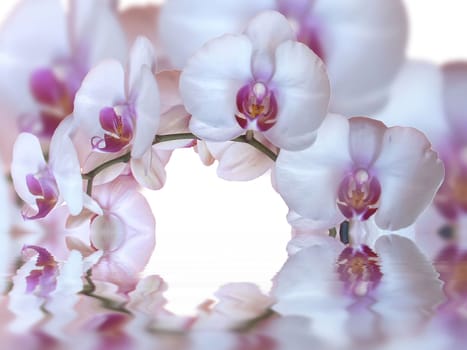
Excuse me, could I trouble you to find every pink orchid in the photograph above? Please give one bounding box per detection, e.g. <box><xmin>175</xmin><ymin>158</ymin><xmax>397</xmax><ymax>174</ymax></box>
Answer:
<box><xmin>11</xmin><ymin>117</ymin><xmax>84</xmax><ymax>219</ymax></box>
<box><xmin>66</xmin><ymin>177</ymin><xmax>155</xmax><ymax>293</ymax></box>
<box><xmin>161</xmin><ymin>0</ymin><xmax>407</xmax><ymax>115</ymax></box>
<box><xmin>271</xmin><ymin>233</ymin><xmax>443</xmax><ymax>347</ymax></box>
<box><xmin>180</xmin><ymin>11</ymin><xmax>330</xmax><ymax>151</ymax></box>
<box><xmin>275</xmin><ymin>114</ymin><xmax>444</xmax><ymax>231</ymax></box>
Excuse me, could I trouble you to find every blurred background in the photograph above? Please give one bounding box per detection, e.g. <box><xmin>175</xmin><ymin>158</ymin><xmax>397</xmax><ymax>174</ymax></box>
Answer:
<box><xmin>0</xmin><ymin>0</ymin><xmax>466</xmax><ymax>315</ymax></box>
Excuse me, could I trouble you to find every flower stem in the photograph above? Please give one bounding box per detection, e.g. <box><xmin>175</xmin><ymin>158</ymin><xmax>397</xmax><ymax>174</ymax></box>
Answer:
<box><xmin>82</xmin><ymin>132</ymin><xmax>278</xmax><ymax>195</ymax></box>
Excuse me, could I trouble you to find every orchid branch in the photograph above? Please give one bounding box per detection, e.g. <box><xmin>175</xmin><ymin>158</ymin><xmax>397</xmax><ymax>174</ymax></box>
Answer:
<box><xmin>82</xmin><ymin>132</ymin><xmax>278</xmax><ymax>195</ymax></box>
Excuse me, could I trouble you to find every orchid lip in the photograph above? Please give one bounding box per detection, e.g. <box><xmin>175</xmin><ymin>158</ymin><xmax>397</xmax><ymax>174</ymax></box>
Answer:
<box><xmin>23</xmin><ymin>171</ymin><xmax>59</xmax><ymax>220</ymax></box>
<box><xmin>235</xmin><ymin>82</ymin><xmax>278</xmax><ymax>132</ymax></box>
<box><xmin>337</xmin><ymin>245</ymin><xmax>383</xmax><ymax>298</ymax></box>
<box><xmin>337</xmin><ymin>169</ymin><xmax>381</xmax><ymax>221</ymax></box>
<box><xmin>91</xmin><ymin>106</ymin><xmax>134</xmax><ymax>153</ymax></box>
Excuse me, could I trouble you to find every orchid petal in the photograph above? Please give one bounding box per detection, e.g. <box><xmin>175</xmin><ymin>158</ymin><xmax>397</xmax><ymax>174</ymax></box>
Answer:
<box><xmin>49</xmin><ymin>117</ymin><xmax>83</xmax><ymax>215</ymax></box>
<box><xmin>315</xmin><ymin>0</ymin><xmax>407</xmax><ymax>114</ymax></box>
<box><xmin>348</xmin><ymin>117</ymin><xmax>386</xmax><ymax>168</ymax></box>
<box><xmin>245</xmin><ymin>11</ymin><xmax>295</xmax><ymax>79</ymax></box>
<box><xmin>131</xmin><ymin>65</ymin><xmax>160</xmax><ymax>159</ymax></box>
<box><xmin>11</xmin><ymin>133</ymin><xmax>47</xmax><ymax>205</ymax></box>
<box><xmin>442</xmin><ymin>62</ymin><xmax>467</xmax><ymax>143</ymax></box>
<box><xmin>159</xmin><ymin>0</ymin><xmax>274</xmax><ymax>68</ymax></box>
<box><xmin>74</xmin><ymin>60</ymin><xmax>126</xmax><ymax>138</ymax></box>
<box><xmin>373</xmin><ymin>127</ymin><xmax>445</xmax><ymax>230</ymax></box>
<box><xmin>180</xmin><ymin>34</ymin><xmax>252</xmax><ymax>141</ymax></box>
<box><xmin>275</xmin><ymin>114</ymin><xmax>349</xmax><ymax>229</ymax></box>
<box><xmin>266</xmin><ymin>40</ymin><xmax>330</xmax><ymax>150</ymax></box>
<box><xmin>128</xmin><ymin>36</ymin><xmax>156</xmax><ymax>94</ymax></box>
<box><xmin>131</xmin><ymin>148</ymin><xmax>168</xmax><ymax>190</ymax></box>
<box><xmin>373</xmin><ymin>234</ymin><xmax>444</xmax><ymax>335</ymax></box>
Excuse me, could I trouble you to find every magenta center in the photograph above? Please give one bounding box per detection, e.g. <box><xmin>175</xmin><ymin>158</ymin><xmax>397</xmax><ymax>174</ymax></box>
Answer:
<box><xmin>91</xmin><ymin>106</ymin><xmax>134</xmax><ymax>153</ymax></box>
<box><xmin>337</xmin><ymin>169</ymin><xmax>381</xmax><ymax>221</ymax></box>
<box><xmin>337</xmin><ymin>245</ymin><xmax>383</xmax><ymax>297</ymax></box>
<box><xmin>235</xmin><ymin>82</ymin><xmax>278</xmax><ymax>132</ymax></box>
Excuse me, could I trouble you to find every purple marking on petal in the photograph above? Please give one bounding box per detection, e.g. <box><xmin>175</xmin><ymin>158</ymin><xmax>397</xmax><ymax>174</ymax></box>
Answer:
<box><xmin>40</xmin><ymin>111</ymin><xmax>63</xmax><ymax>139</ymax></box>
<box><xmin>92</xmin><ymin>106</ymin><xmax>134</xmax><ymax>153</ymax></box>
<box><xmin>23</xmin><ymin>172</ymin><xmax>59</xmax><ymax>220</ymax></box>
<box><xmin>30</xmin><ymin>68</ymin><xmax>66</xmax><ymax>106</ymax></box>
<box><xmin>235</xmin><ymin>82</ymin><xmax>278</xmax><ymax>131</ymax></box>
<box><xmin>22</xmin><ymin>245</ymin><xmax>58</xmax><ymax>297</ymax></box>
<box><xmin>26</xmin><ymin>174</ymin><xmax>42</xmax><ymax>196</ymax></box>
<box><xmin>337</xmin><ymin>245</ymin><xmax>383</xmax><ymax>298</ymax></box>
<box><xmin>337</xmin><ymin>169</ymin><xmax>381</xmax><ymax>221</ymax></box>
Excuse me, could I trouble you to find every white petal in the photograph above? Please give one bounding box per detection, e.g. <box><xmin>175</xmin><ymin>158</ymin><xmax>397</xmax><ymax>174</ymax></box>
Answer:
<box><xmin>315</xmin><ymin>0</ymin><xmax>407</xmax><ymax>114</ymax></box>
<box><xmin>373</xmin><ymin>234</ymin><xmax>444</xmax><ymax>335</ymax></box>
<box><xmin>128</xmin><ymin>36</ymin><xmax>156</xmax><ymax>94</ymax></box>
<box><xmin>348</xmin><ymin>117</ymin><xmax>386</xmax><ymax>167</ymax></box>
<box><xmin>11</xmin><ymin>133</ymin><xmax>47</xmax><ymax>205</ymax></box>
<box><xmin>49</xmin><ymin>117</ymin><xmax>83</xmax><ymax>215</ymax></box>
<box><xmin>245</xmin><ymin>11</ymin><xmax>295</xmax><ymax>78</ymax></box>
<box><xmin>266</xmin><ymin>40</ymin><xmax>330</xmax><ymax>150</ymax></box>
<box><xmin>73</xmin><ymin>60</ymin><xmax>126</xmax><ymax>138</ymax></box>
<box><xmin>90</xmin><ymin>214</ymin><xmax>127</xmax><ymax>252</ymax></box>
<box><xmin>373</xmin><ymin>126</ymin><xmax>445</xmax><ymax>230</ymax></box>
<box><xmin>207</xmin><ymin>137</ymin><xmax>275</xmax><ymax>181</ymax></box>
<box><xmin>375</xmin><ymin>60</ymin><xmax>448</xmax><ymax>148</ymax></box>
<box><xmin>180</xmin><ymin>34</ymin><xmax>252</xmax><ymax>141</ymax></box>
<box><xmin>70</xmin><ymin>0</ymin><xmax>127</xmax><ymax>65</ymax></box>
<box><xmin>159</xmin><ymin>0</ymin><xmax>274</xmax><ymax>68</ymax></box>
<box><xmin>275</xmin><ymin>114</ymin><xmax>349</xmax><ymax>229</ymax></box>
<box><xmin>131</xmin><ymin>65</ymin><xmax>160</xmax><ymax>159</ymax></box>
<box><xmin>131</xmin><ymin>148</ymin><xmax>168</xmax><ymax>190</ymax></box>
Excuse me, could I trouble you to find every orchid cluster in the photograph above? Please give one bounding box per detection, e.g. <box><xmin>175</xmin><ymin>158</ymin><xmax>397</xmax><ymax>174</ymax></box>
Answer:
<box><xmin>0</xmin><ymin>0</ymin><xmax>465</xmax><ymax>349</ymax></box>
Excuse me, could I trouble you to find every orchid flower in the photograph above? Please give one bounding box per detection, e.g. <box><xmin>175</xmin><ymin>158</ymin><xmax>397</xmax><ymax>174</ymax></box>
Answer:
<box><xmin>271</xmin><ymin>233</ymin><xmax>444</xmax><ymax>347</ymax></box>
<box><xmin>11</xmin><ymin>117</ymin><xmax>84</xmax><ymax>220</ymax></box>
<box><xmin>0</xmin><ymin>0</ymin><xmax>126</xmax><ymax>145</ymax></box>
<box><xmin>73</xmin><ymin>36</ymin><xmax>163</xmax><ymax>188</ymax></box>
<box><xmin>161</xmin><ymin>0</ymin><xmax>407</xmax><ymax>116</ymax></box>
<box><xmin>275</xmin><ymin>113</ymin><xmax>444</xmax><ymax>231</ymax></box>
<box><xmin>66</xmin><ymin>177</ymin><xmax>155</xmax><ymax>293</ymax></box>
<box><xmin>180</xmin><ymin>11</ymin><xmax>330</xmax><ymax>151</ymax></box>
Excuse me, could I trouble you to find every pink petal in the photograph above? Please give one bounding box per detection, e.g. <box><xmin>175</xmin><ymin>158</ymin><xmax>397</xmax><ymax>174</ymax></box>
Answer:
<box><xmin>373</xmin><ymin>126</ymin><xmax>445</xmax><ymax>230</ymax></box>
<box><xmin>266</xmin><ymin>40</ymin><xmax>330</xmax><ymax>150</ymax></box>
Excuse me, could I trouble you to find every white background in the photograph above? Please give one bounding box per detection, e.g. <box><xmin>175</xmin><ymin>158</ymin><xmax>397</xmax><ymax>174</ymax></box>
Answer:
<box><xmin>0</xmin><ymin>0</ymin><xmax>466</xmax><ymax>314</ymax></box>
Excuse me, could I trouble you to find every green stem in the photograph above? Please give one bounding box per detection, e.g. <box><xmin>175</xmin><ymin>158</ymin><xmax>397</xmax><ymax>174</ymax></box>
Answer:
<box><xmin>80</xmin><ymin>271</ymin><xmax>132</xmax><ymax>315</ymax></box>
<box><xmin>82</xmin><ymin>132</ymin><xmax>278</xmax><ymax>195</ymax></box>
